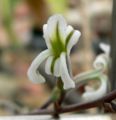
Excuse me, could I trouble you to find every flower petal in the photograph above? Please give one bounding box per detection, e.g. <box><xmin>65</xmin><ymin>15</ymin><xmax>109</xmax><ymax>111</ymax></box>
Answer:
<box><xmin>46</xmin><ymin>14</ymin><xmax>67</xmax><ymax>43</ymax></box>
<box><xmin>66</xmin><ymin>25</ymin><xmax>73</xmax><ymax>37</ymax></box>
<box><xmin>45</xmin><ymin>56</ymin><xmax>54</xmax><ymax>75</ymax></box>
<box><xmin>54</xmin><ymin>58</ymin><xmax>61</xmax><ymax>77</ymax></box>
<box><xmin>100</xmin><ymin>43</ymin><xmax>110</xmax><ymax>55</ymax></box>
<box><xmin>60</xmin><ymin>52</ymin><xmax>75</xmax><ymax>89</ymax></box>
<box><xmin>93</xmin><ymin>54</ymin><xmax>109</xmax><ymax>71</ymax></box>
<box><xmin>43</xmin><ymin>24</ymin><xmax>51</xmax><ymax>49</ymax></box>
<box><xmin>27</xmin><ymin>50</ymin><xmax>51</xmax><ymax>83</ymax></box>
<box><xmin>82</xmin><ymin>75</ymin><xmax>108</xmax><ymax>102</ymax></box>
<box><xmin>67</xmin><ymin>30</ymin><xmax>81</xmax><ymax>54</ymax></box>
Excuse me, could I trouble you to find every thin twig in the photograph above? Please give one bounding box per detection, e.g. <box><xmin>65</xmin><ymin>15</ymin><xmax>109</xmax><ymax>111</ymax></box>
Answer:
<box><xmin>40</xmin><ymin>98</ymin><xmax>53</xmax><ymax>109</ymax></box>
<box><xmin>60</xmin><ymin>90</ymin><xmax>116</xmax><ymax>113</ymax></box>
<box><xmin>25</xmin><ymin>90</ymin><xmax>116</xmax><ymax>115</ymax></box>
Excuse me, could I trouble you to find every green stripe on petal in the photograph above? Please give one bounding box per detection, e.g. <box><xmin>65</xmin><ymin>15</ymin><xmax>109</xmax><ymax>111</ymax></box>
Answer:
<box><xmin>51</xmin><ymin>57</ymin><xmax>56</xmax><ymax>74</ymax></box>
<box><xmin>65</xmin><ymin>30</ymin><xmax>74</xmax><ymax>49</ymax></box>
<box><xmin>51</xmin><ymin>22</ymin><xmax>66</xmax><ymax>58</ymax></box>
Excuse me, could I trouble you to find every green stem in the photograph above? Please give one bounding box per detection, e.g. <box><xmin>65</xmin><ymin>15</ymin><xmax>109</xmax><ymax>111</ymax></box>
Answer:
<box><xmin>51</xmin><ymin>78</ymin><xmax>64</xmax><ymax>102</ymax></box>
<box><xmin>52</xmin><ymin>78</ymin><xmax>65</xmax><ymax>118</ymax></box>
<box><xmin>74</xmin><ymin>68</ymin><xmax>102</xmax><ymax>84</ymax></box>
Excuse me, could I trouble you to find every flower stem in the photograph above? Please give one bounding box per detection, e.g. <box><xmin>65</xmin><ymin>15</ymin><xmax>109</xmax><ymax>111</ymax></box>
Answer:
<box><xmin>53</xmin><ymin>78</ymin><xmax>65</xmax><ymax>118</ymax></box>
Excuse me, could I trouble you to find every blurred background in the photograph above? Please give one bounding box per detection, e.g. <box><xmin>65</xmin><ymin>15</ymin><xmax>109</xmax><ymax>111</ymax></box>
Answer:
<box><xmin>0</xmin><ymin>0</ymin><xmax>112</xmax><ymax>115</ymax></box>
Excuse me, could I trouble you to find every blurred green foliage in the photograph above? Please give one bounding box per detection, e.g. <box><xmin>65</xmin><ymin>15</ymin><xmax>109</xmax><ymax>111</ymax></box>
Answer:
<box><xmin>2</xmin><ymin>0</ymin><xmax>20</xmax><ymax>47</ymax></box>
<box><xmin>47</xmin><ymin>0</ymin><xmax>67</xmax><ymax>13</ymax></box>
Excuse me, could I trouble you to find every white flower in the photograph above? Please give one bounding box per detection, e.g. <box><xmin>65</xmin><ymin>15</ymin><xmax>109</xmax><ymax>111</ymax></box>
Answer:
<box><xmin>82</xmin><ymin>43</ymin><xmax>110</xmax><ymax>101</ymax></box>
<box><xmin>27</xmin><ymin>14</ymin><xmax>81</xmax><ymax>90</ymax></box>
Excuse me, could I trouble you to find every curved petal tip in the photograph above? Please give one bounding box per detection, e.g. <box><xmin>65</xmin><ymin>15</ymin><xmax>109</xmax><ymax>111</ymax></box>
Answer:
<box><xmin>27</xmin><ymin>68</ymin><xmax>45</xmax><ymax>84</ymax></box>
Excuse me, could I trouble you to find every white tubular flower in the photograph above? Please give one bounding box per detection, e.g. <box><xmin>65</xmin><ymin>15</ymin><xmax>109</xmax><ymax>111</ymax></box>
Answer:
<box><xmin>27</xmin><ymin>14</ymin><xmax>81</xmax><ymax>90</ymax></box>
